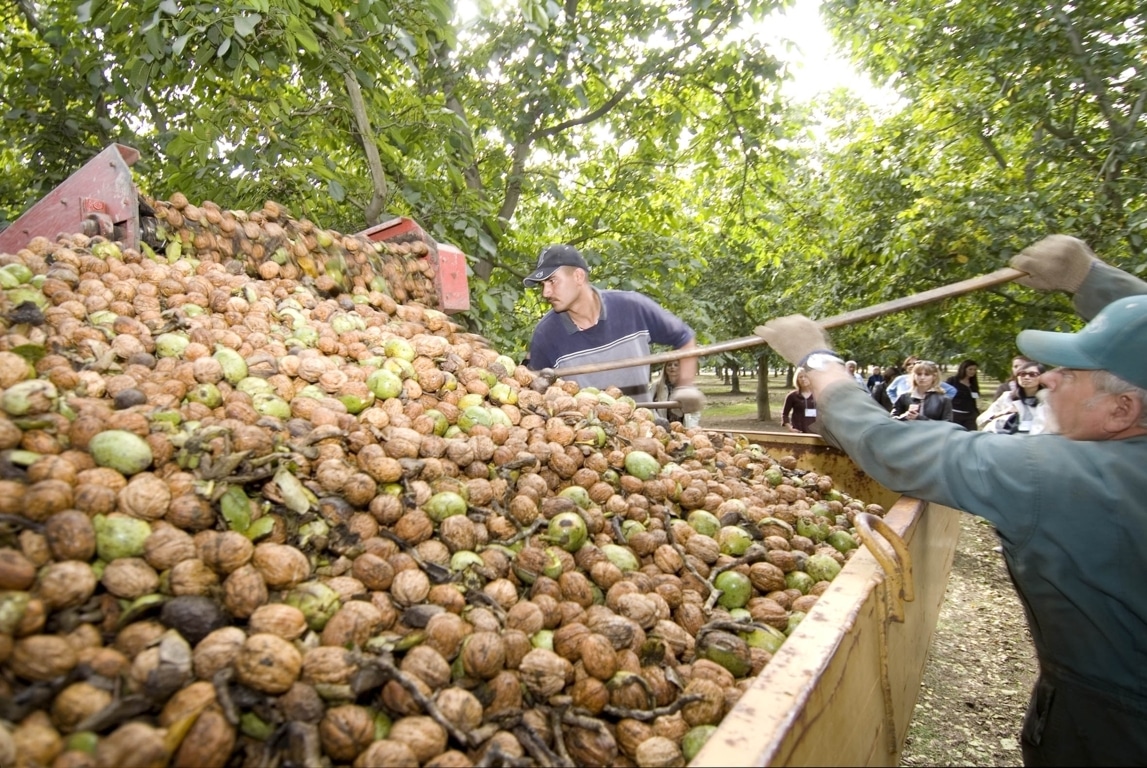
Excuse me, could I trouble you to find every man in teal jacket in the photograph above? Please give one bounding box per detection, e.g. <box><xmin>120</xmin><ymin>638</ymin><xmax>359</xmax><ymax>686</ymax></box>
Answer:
<box><xmin>756</xmin><ymin>235</ymin><xmax>1147</xmax><ymax>767</ymax></box>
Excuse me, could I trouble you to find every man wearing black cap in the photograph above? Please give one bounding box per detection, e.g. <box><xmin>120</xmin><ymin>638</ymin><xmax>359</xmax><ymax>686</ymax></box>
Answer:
<box><xmin>754</xmin><ymin>235</ymin><xmax>1147</xmax><ymax>767</ymax></box>
<box><xmin>523</xmin><ymin>244</ymin><xmax>705</xmax><ymax>417</ymax></box>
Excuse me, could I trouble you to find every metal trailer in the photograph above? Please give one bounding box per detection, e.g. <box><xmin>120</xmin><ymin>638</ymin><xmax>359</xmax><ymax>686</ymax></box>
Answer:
<box><xmin>692</xmin><ymin>430</ymin><xmax>961</xmax><ymax>767</ymax></box>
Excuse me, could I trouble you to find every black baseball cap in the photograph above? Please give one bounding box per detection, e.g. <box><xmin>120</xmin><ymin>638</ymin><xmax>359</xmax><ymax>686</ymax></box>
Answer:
<box><xmin>523</xmin><ymin>244</ymin><xmax>589</xmax><ymax>286</ymax></box>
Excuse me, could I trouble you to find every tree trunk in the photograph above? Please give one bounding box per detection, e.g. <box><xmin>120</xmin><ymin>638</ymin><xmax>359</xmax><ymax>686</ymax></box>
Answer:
<box><xmin>756</xmin><ymin>356</ymin><xmax>771</xmax><ymax>421</ymax></box>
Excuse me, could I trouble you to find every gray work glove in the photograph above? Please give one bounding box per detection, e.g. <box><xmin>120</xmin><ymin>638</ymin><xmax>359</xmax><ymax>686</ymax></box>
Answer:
<box><xmin>674</xmin><ymin>386</ymin><xmax>706</xmax><ymax>414</ymax></box>
<box><xmin>1009</xmin><ymin>235</ymin><xmax>1097</xmax><ymax>293</ymax></box>
<box><xmin>755</xmin><ymin>316</ymin><xmax>832</xmax><ymax>367</ymax></box>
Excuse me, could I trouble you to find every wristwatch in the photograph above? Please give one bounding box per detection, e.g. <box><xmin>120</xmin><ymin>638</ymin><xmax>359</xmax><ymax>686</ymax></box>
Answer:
<box><xmin>801</xmin><ymin>351</ymin><xmax>845</xmax><ymax>371</ymax></box>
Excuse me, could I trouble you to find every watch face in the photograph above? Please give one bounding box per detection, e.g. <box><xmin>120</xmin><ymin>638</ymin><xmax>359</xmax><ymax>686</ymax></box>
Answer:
<box><xmin>807</xmin><ymin>354</ymin><xmax>839</xmax><ymax>370</ymax></box>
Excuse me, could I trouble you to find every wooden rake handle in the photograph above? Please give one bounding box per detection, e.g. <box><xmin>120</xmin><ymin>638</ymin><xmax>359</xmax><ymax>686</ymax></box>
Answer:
<box><xmin>541</xmin><ymin>267</ymin><xmax>1026</xmax><ymax>380</ymax></box>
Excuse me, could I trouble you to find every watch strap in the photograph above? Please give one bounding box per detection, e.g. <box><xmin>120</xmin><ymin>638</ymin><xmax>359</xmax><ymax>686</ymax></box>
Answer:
<box><xmin>798</xmin><ymin>349</ymin><xmax>842</xmax><ymax>369</ymax></box>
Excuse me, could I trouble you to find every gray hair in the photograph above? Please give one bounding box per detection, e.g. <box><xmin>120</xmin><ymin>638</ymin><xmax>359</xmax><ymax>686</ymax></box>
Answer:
<box><xmin>1090</xmin><ymin>369</ymin><xmax>1147</xmax><ymax>428</ymax></box>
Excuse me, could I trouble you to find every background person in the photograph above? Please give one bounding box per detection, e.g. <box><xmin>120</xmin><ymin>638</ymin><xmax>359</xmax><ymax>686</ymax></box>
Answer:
<box><xmin>890</xmin><ymin>360</ymin><xmax>953</xmax><ymax>421</ymax></box>
<box><xmin>978</xmin><ymin>362</ymin><xmax>1050</xmax><ymax>435</ymax></box>
<box><xmin>523</xmin><ymin>244</ymin><xmax>705</xmax><ymax>416</ymax></box>
<box><xmin>886</xmin><ymin>355</ymin><xmax>958</xmax><ymax>402</ymax></box>
<box><xmin>992</xmin><ymin>354</ymin><xmax>1037</xmax><ymax>400</ymax></box>
<box><xmin>781</xmin><ymin>367</ymin><xmax>817</xmax><ymax>432</ymax></box>
<box><xmin>946</xmin><ymin>358</ymin><xmax>982</xmax><ymax>430</ymax></box>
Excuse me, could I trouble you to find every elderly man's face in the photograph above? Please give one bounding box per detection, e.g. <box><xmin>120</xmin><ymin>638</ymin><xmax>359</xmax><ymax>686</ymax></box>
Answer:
<box><xmin>1041</xmin><ymin>368</ymin><xmax>1114</xmax><ymax>439</ymax></box>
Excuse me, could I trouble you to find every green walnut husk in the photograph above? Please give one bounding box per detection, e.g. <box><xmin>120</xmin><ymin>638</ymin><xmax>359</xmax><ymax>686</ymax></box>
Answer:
<box><xmin>88</xmin><ymin>430</ymin><xmax>154</xmax><ymax>475</ymax></box>
<box><xmin>425</xmin><ymin>491</ymin><xmax>468</xmax><ymax>524</ymax></box>
<box><xmin>94</xmin><ymin>514</ymin><xmax>152</xmax><ymax>561</ymax></box>
<box><xmin>713</xmin><ymin>570</ymin><xmax>752</xmax><ymax>609</ymax></box>
<box><xmin>624</xmin><ymin>449</ymin><xmax>661</xmax><ymax>480</ymax></box>
<box><xmin>697</xmin><ymin>629</ymin><xmax>753</xmax><ymax>677</ymax></box>
<box><xmin>805</xmin><ymin>553</ymin><xmax>843</xmax><ymax>583</ymax></box>
<box><xmin>682</xmin><ymin>725</ymin><xmax>718</xmax><ymax>762</ymax></box>
<box><xmin>547</xmin><ymin>511</ymin><xmax>588</xmax><ymax>553</ymax></box>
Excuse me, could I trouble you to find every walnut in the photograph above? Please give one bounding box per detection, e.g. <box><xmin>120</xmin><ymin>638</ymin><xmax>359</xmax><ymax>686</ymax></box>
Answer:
<box><xmin>221</xmin><ymin>563</ymin><xmax>268</xmax><ymax>619</ymax></box>
<box><xmin>43</xmin><ymin>510</ymin><xmax>97</xmax><ymax>562</ymax></box>
<box><xmin>482</xmin><ymin>670</ymin><xmax>524</xmax><ymax>715</ymax></box>
<box><xmin>192</xmin><ymin>626</ymin><xmax>247</xmax><ymax>681</ymax></box>
<box><xmin>558</xmin><ymin>570</ymin><xmax>595</xmax><ymax>608</ymax></box>
<box><xmin>248</xmin><ymin>604</ymin><xmax>308</xmax><ymax>640</ymax></box>
<box><xmin>518</xmin><ymin>648</ymin><xmax>572</xmax><ymax>700</ymax></box>
<box><xmin>390</xmin><ymin>567</ymin><xmax>431</xmax><ymax>607</ymax></box>
<box><xmin>793</xmin><ymin>594</ymin><xmax>819</xmax><ymax>614</ymax></box>
<box><xmin>319</xmin><ymin>704</ymin><xmax>376</xmax><ymax>762</ymax></box>
<box><xmin>579</xmin><ymin>633</ymin><xmax>619</xmax><ymax>681</ymax></box>
<box><xmin>399</xmin><ymin>644</ymin><xmax>451</xmax><ymax>690</ymax></box>
<box><xmin>460</xmin><ymin>631</ymin><xmax>506</xmax><ymax>680</ymax></box>
<box><xmin>586</xmin><ymin>610</ymin><xmax>637</xmax><ymax>651</ymax></box>
<box><xmin>502</xmin><ymin>629</ymin><xmax>533</xmax><ymax>671</ymax></box>
<box><xmin>117</xmin><ymin>472</ymin><xmax>172</xmax><ymax>520</ymax></box>
<box><xmin>389</xmin><ymin>716</ymin><xmax>448</xmax><ymax>765</ymax></box>
<box><xmin>434</xmin><ymin>686</ymin><xmax>483</xmax><ymax>732</ymax></box>
<box><xmin>565</xmin><ymin>724</ymin><xmax>618</xmax><ymax>767</ymax></box>
<box><xmin>234</xmin><ymin>633</ymin><xmax>301</xmax><ymax>694</ymax></box>
<box><xmin>174</xmin><ymin>705</ymin><xmax>235</xmax><ymax>768</ymax></box>
<box><xmin>570</xmin><ymin>676</ymin><xmax>610</xmax><ymax>714</ymax></box>
<box><xmin>615</xmin><ymin>593</ymin><xmax>659</xmax><ymax>630</ymax></box>
<box><xmin>95</xmin><ymin>722</ymin><xmax>168</xmax><ymax>768</ymax></box>
<box><xmin>0</xmin><ymin>548</ymin><xmax>36</xmax><ymax>590</ymax></box>
<box><xmin>681</xmin><ymin>677</ymin><xmax>726</xmax><ymax>727</ymax></box>
<box><xmin>616</xmin><ymin>717</ymin><xmax>654</xmax><ymax>758</ymax></box>
<box><xmin>11</xmin><ymin>634</ymin><xmax>78</xmax><ymax>681</ymax></box>
<box><xmin>301</xmin><ymin>646</ymin><xmax>358</xmax><ymax>687</ymax></box>
<box><xmin>380</xmin><ymin>676</ymin><xmax>433</xmax><ymax>717</ymax></box>
<box><xmin>251</xmin><ymin>543</ymin><xmax>311</xmax><ymax>588</ymax></box>
<box><xmin>35</xmin><ymin>560</ymin><xmax>97</xmax><ymax>610</ymax></box>
<box><xmin>635</xmin><ymin>735</ymin><xmax>685</xmax><ymax>768</ymax></box>
<box><xmin>168</xmin><ymin>558</ymin><xmax>219</xmax><ymax>596</ymax></box>
<box><xmin>353</xmin><ymin>739</ymin><xmax>419</xmax><ymax>768</ymax></box>
<box><xmin>320</xmin><ymin>600</ymin><xmax>382</xmax><ymax>648</ymax></box>
<box><xmin>143</xmin><ymin>524</ymin><xmax>196</xmax><ymax>571</ymax></box>
<box><xmin>196</xmin><ymin>530</ymin><xmax>254</xmax><ymax>574</ymax></box>
<box><xmin>100</xmin><ymin>557</ymin><xmax>159</xmax><ymax>599</ymax></box>
<box><xmin>423</xmin><ymin>612</ymin><xmax>471</xmax><ymax>661</ymax></box>
<box><xmin>51</xmin><ymin>681</ymin><xmax>113</xmax><ymax>732</ymax></box>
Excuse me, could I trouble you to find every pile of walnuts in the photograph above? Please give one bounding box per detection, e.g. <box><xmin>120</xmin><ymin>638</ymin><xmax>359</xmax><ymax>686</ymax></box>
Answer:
<box><xmin>0</xmin><ymin>198</ymin><xmax>880</xmax><ymax>768</ymax></box>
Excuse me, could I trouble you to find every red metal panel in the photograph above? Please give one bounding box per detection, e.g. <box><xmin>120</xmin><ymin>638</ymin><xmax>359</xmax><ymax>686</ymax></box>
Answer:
<box><xmin>0</xmin><ymin>144</ymin><xmax>141</xmax><ymax>252</ymax></box>
<box><xmin>357</xmin><ymin>216</ymin><xmax>426</xmax><ymax>243</ymax></box>
<box><xmin>433</xmin><ymin>243</ymin><xmax>471</xmax><ymax>314</ymax></box>
<box><xmin>356</xmin><ymin>216</ymin><xmax>471</xmax><ymax>313</ymax></box>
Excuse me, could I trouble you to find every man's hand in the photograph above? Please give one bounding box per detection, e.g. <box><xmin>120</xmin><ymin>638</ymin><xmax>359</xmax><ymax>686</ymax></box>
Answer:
<box><xmin>674</xmin><ymin>386</ymin><xmax>706</xmax><ymax>414</ymax></box>
<box><xmin>1010</xmin><ymin>235</ymin><xmax>1097</xmax><ymax>293</ymax></box>
<box><xmin>755</xmin><ymin>316</ymin><xmax>832</xmax><ymax>366</ymax></box>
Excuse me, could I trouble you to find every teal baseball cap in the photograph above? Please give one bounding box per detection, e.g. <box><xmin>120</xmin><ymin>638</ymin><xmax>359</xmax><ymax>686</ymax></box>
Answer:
<box><xmin>1017</xmin><ymin>295</ymin><xmax>1147</xmax><ymax>390</ymax></box>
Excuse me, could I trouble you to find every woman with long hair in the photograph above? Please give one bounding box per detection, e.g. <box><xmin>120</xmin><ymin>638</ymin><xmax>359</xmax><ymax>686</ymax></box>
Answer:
<box><xmin>946</xmin><ymin>358</ymin><xmax>982</xmax><ymax>430</ymax></box>
<box><xmin>890</xmin><ymin>360</ymin><xmax>953</xmax><ymax>422</ymax></box>
<box><xmin>977</xmin><ymin>362</ymin><xmax>1050</xmax><ymax>434</ymax></box>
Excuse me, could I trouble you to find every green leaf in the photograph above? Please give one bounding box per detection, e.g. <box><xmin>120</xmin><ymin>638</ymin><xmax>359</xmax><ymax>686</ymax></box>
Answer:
<box><xmin>243</xmin><ymin>516</ymin><xmax>276</xmax><ymax>541</ymax></box>
<box><xmin>234</xmin><ymin>14</ymin><xmax>261</xmax><ymax>38</ymax></box>
<box><xmin>171</xmin><ymin>34</ymin><xmax>191</xmax><ymax>58</ymax></box>
<box><xmin>220</xmin><ymin>485</ymin><xmax>252</xmax><ymax>532</ymax></box>
<box><xmin>159</xmin><ymin>0</ymin><xmax>179</xmax><ymax>14</ymax></box>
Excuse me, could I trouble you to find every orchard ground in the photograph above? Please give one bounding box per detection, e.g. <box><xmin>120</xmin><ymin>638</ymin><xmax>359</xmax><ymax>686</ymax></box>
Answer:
<box><xmin>687</xmin><ymin>371</ymin><xmax>1039</xmax><ymax>767</ymax></box>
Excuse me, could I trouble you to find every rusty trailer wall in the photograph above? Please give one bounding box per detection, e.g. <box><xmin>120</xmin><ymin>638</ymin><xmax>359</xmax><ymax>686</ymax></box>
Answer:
<box><xmin>691</xmin><ymin>431</ymin><xmax>961</xmax><ymax>767</ymax></box>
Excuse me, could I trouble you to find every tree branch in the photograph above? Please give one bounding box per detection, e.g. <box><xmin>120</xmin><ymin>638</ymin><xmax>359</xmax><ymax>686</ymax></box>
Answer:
<box><xmin>343</xmin><ymin>71</ymin><xmax>389</xmax><ymax>225</ymax></box>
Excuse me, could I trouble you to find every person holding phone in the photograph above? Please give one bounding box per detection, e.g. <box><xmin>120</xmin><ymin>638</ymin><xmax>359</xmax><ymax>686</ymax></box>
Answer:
<box><xmin>890</xmin><ymin>360</ymin><xmax>953</xmax><ymax>421</ymax></box>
